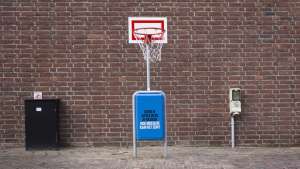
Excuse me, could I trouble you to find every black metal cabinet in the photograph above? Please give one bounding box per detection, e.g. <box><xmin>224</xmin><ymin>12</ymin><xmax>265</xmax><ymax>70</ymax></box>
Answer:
<box><xmin>25</xmin><ymin>99</ymin><xmax>59</xmax><ymax>150</ymax></box>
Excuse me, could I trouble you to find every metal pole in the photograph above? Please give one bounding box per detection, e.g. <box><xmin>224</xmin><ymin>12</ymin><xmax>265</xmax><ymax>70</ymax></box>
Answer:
<box><xmin>163</xmin><ymin>94</ymin><xmax>167</xmax><ymax>158</ymax></box>
<box><xmin>133</xmin><ymin>94</ymin><xmax>137</xmax><ymax>158</ymax></box>
<box><xmin>146</xmin><ymin>44</ymin><xmax>150</xmax><ymax>91</ymax></box>
<box><xmin>231</xmin><ymin>116</ymin><xmax>235</xmax><ymax>148</ymax></box>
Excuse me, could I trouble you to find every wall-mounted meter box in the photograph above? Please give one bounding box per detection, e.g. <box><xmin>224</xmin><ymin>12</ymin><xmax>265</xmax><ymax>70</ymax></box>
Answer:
<box><xmin>229</xmin><ymin>88</ymin><xmax>241</xmax><ymax>115</ymax></box>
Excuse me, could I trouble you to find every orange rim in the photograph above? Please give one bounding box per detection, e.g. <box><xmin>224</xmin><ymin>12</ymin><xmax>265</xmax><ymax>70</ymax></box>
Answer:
<box><xmin>134</xmin><ymin>27</ymin><xmax>164</xmax><ymax>43</ymax></box>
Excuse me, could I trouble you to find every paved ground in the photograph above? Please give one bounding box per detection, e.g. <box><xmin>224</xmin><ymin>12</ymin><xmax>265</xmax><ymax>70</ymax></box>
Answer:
<box><xmin>0</xmin><ymin>146</ymin><xmax>299</xmax><ymax>169</ymax></box>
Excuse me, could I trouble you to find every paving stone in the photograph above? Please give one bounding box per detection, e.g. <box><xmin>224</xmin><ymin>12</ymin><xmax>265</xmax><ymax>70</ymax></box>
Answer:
<box><xmin>0</xmin><ymin>146</ymin><xmax>299</xmax><ymax>169</ymax></box>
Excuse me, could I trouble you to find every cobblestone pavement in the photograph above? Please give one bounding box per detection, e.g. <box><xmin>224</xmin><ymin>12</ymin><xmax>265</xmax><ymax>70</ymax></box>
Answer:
<box><xmin>0</xmin><ymin>146</ymin><xmax>299</xmax><ymax>169</ymax></box>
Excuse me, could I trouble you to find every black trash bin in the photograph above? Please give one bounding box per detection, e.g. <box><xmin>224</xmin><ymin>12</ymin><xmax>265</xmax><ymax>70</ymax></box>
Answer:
<box><xmin>25</xmin><ymin>99</ymin><xmax>59</xmax><ymax>150</ymax></box>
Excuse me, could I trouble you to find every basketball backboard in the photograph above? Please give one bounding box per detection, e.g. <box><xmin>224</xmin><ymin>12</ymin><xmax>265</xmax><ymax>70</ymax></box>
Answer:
<box><xmin>128</xmin><ymin>17</ymin><xmax>167</xmax><ymax>44</ymax></box>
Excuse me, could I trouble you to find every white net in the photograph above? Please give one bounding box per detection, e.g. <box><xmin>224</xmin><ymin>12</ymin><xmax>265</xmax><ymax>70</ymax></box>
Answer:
<box><xmin>137</xmin><ymin>42</ymin><xmax>163</xmax><ymax>62</ymax></box>
<box><xmin>134</xmin><ymin>28</ymin><xmax>165</xmax><ymax>62</ymax></box>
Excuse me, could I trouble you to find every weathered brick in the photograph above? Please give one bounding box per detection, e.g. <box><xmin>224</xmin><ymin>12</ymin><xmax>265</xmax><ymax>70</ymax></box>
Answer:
<box><xmin>0</xmin><ymin>0</ymin><xmax>299</xmax><ymax>148</ymax></box>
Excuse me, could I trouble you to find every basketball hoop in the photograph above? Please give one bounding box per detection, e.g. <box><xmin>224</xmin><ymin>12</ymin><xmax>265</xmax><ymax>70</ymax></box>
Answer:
<box><xmin>129</xmin><ymin>17</ymin><xmax>167</xmax><ymax>91</ymax></box>
<box><xmin>134</xmin><ymin>27</ymin><xmax>165</xmax><ymax>62</ymax></box>
<box><xmin>129</xmin><ymin>18</ymin><xmax>168</xmax><ymax>158</ymax></box>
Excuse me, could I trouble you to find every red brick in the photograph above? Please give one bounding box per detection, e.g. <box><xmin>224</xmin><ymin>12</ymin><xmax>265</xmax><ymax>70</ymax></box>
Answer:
<box><xmin>0</xmin><ymin>1</ymin><xmax>299</xmax><ymax>148</ymax></box>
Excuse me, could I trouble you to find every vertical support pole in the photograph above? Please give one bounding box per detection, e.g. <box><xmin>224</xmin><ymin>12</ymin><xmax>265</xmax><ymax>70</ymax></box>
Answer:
<box><xmin>132</xmin><ymin>94</ymin><xmax>137</xmax><ymax>158</ymax></box>
<box><xmin>146</xmin><ymin>45</ymin><xmax>151</xmax><ymax>91</ymax></box>
<box><xmin>163</xmin><ymin>95</ymin><xmax>167</xmax><ymax>158</ymax></box>
<box><xmin>231</xmin><ymin>116</ymin><xmax>235</xmax><ymax>148</ymax></box>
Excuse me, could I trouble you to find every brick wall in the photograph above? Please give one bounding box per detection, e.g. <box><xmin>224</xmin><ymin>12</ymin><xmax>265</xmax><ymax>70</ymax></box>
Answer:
<box><xmin>0</xmin><ymin>0</ymin><xmax>299</xmax><ymax>148</ymax></box>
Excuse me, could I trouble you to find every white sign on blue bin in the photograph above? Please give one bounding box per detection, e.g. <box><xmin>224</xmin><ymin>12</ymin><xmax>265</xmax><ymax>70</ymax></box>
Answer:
<box><xmin>132</xmin><ymin>90</ymin><xmax>167</xmax><ymax>157</ymax></box>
